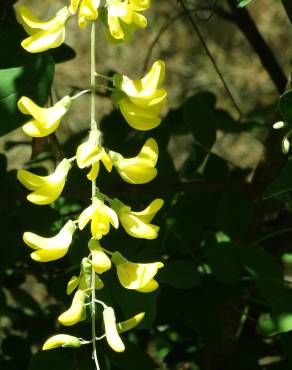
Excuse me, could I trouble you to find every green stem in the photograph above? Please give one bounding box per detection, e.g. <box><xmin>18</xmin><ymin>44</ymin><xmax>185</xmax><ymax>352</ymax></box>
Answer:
<box><xmin>249</xmin><ymin>227</ymin><xmax>292</xmax><ymax>247</ymax></box>
<box><xmin>71</xmin><ymin>89</ymin><xmax>91</xmax><ymax>100</ymax></box>
<box><xmin>95</xmin><ymin>72</ymin><xmax>113</xmax><ymax>81</ymax></box>
<box><xmin>97</xmin><ymin>84</ymin><xmax>115</xmax><ymax>91</ymax></box>
<box><xmin>90</xmin><ymin>20</ymin><xmax>100</xmax><ymax>370</ymax></box>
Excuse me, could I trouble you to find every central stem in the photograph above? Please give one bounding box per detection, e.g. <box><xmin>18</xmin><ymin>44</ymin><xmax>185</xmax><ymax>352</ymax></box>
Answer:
<box><xmin>90</xmin><ymin>20</ymin><xmax>100</xmax><ymax>370</ymax></box>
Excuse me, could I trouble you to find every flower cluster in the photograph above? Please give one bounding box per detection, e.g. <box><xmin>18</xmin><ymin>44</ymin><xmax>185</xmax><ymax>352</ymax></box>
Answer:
<box><xmin>16</xmin><ymin>0</ymin><xmax>167</xmax><ymax>362</ymax></box>
<box><xmin>17</xmin><ymin>0</ymin><xmax>152</xmax><ymax>53</ymax></box>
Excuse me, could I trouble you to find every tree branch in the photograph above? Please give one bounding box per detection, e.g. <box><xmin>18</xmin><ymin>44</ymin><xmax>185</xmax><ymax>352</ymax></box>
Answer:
<box><xmin>281</xmin><ymin>0</ymin><xmax>292</xmax><ymax>25</ymax></box>
<box><xmin>226</xmin><ymin>0</ymin><xmax>287</xmax><ymax>94</ymax></box>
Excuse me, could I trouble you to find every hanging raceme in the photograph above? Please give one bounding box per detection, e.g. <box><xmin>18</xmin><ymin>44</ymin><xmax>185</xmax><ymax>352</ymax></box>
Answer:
<box><xmin>17</xmin><ymin>0</ymin><xmax>167</xmax><ymax>368</ymax></box>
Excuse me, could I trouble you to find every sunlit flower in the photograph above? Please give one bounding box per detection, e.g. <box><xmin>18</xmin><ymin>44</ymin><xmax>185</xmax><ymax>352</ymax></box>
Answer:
<box><xmin>78</xmin><ymin>198</ymin><xmax>119</xmax><ymax>240</ymax></box>
<box><xmin>18</xmin><ymin>96</ymin><xmax>71</xmax><ymax>137</ymax></box>
<box><xmin>17</xmin><ymin>158</ymin><xmax>71</xmax><ymax>205</ymax></box>
<box><xmin>88</xmin><ymin>239</ymin><xmax>112</xmax><ymax>274</ymax></box>
<box><xmin>109</xmin><ymin>138</ymin><xmax>158</xmax><ymax>184</ymax></box>
<box><xmin>17</xmin><ymin>6</ymin><xmax>70</xmax><ymax>53</ymax></box>
<box><xmin>112</xmin><ymin>251</ymin><xmax>164</xmax><ymax>292</ymax></box>
<box><xmin>107</xmin><ymin>0</ymin><xmax>150</xmax><ymax>41</ymax></box>
<box><xmin>103</xmin><ymin>306</ymin><xmax>125</xmax><ymax>352</ymax></box>
<box><xmin>112</xmin><ymin>60</ymin><xmax>167</xmax><ymax>130</ymax></box>
<box><xmin>23</xmin><ymin>220</ymin><xmax>76</xmax><ymax>262</ymax></box>
<box><xmin>43</xmin><ymin>334</ymin><xmax>81</xmax><ymax>350</ymax></box>
<box><xmin>58</xmin><ymin>290</ymin><xmax>86</xmax><ymax>326</ymax></box>
<box><xmin>113</xmin><ymin>198</ymin><xmax>163</xmax><ymax>239</ymax></box>
<box><xmin>76</xmin><ymin>130</ymin><xmax>112</xmax><ymax>181</ymax></box>
<box><xmin>70</xmin><ymin>0</ymin><xmax>100</xmax><ymax>28</ymax></box>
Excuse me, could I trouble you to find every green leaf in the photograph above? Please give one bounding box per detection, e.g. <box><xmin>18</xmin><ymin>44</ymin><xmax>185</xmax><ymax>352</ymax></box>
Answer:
<box><xmin>28</xmin><ymin>349</ymin><xmax>75</xmax><ymax>370</ymax></box>
<box><xmin>237</xmin><ymin>0</ymin><xmax>254</xmax><ymax>7</ymax></box>
<box><xmin>0</xmin><ymin>18</ymin><xmax>55</xmax><ymax>136</ymax></box>
<box><xmin>264</xmin><ymin>158</ymin><xmax>292</xmax><ymax>199</ymax></box>
<box><xmin>279</xmin><ymin>90</ymin><xmax>292</xmax><ymax>123</ymax></box>
<box><xmin>209</xmin><ymin>242</ymin><xmax>241</xmax><ymax>284</ymax></box>
<box><xmin>0</xmin><ymin>54</ymin><xmax>54</xmax><ymax>136</ymax></box>
<box><xmin>158</xmin><ymin>260</ymin><xmax>202</xmax><ymax>289</ymax></box>
<box><xmin>239</xmin><ymin>248</ymin><xmax>285</xmax><ymax>302</ymax></box>
<box><xmin>259</xmin><ymin>293</ymin><xmax>292</xmax><ymax>336</ymax></box>
<box><xmin>216</xmin><ymin>190</ymin><xmax>253</xmax><ymax>239</ymax></box>
<box><xmin>184</xmin><ymin>279</ymin><xmax>225</xmax><ymax>343</ymax></box>
<box><xmin>107</xmin><ymin>342</ymin><xmax>156</xmax><ymax>370</ymax></box>
<box><xmin>183</xmin><ymin>94</ymin><xmax>217</xmax><ymax>148</ymax></box>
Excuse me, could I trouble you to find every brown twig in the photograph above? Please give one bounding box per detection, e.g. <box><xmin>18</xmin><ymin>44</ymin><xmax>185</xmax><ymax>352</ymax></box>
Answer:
<box><xmin>177</xmin><ymin>0</ymin><xmax>242</xmax><ymax>117</ymax></box>
<box><xmin>226</xmin><ymin>0</ymin><xmax>287</xmax><ymax>94</ymax></box>
<box><xmin>143</xmin><ymin>6</ymin><xmax>232</xmax><ymax>72</ymax></box>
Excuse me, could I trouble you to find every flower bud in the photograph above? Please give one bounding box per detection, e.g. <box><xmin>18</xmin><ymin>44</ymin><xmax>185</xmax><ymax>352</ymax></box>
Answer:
<box><xmin>42</xmin><ymin>334</ymin><xmax>81</xmax><ymax>350</ymax></box>
<box><xmin>58</xmin><ymin>290</ymin><xmax>86</xmax><ymax>326</ymax></box>
<box><xmin>88</xmin><ymin>239</ymin><xmax>112</xmax><ymax>274</ymax></box>
<box><xmin>103</xmin><ymin>306</ymin><xmax>125</xmax><ymax>352</ymax></box>
<box><xmin>117</xmin><ymin>312</ymin><xmax>145</xmax><ymax>333</ymax></box>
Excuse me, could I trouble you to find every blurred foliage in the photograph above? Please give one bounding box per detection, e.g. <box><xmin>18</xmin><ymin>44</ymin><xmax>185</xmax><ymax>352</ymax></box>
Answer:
<box><xmin>2</xmin><ymin>0</ymin><xmax>292</xmax><ymax>370</ymax></box>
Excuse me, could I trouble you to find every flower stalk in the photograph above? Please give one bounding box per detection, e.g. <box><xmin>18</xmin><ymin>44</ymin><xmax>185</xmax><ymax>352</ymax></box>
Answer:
<box><xmin>90</xmin><ymin>19</ymin><xmax>100</xmax><ymax>370</ymax></box>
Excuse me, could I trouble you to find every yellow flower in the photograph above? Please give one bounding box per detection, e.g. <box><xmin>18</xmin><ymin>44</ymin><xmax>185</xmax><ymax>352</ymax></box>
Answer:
<box><xmin>103</xmin><ymin>306</ymin><xmax>125</xmax><ymax>352</ymax></box>
<box><xmin>23</xmin><ymin>220</ymin><xmax>76</xmax><ymax>262</ymax></box>
<box><xmin>113</xmin><ymin>60</ymin><xmax>167</xmax><ymax>130</ymax></box>
<box><xmin>58</xmin><ymin>290</ymin><xmax>86</xmax><ymax>326</ymax></box>
<box><xmin>107</xmin><ymin>0</ymin><xmax>150</xmax><ymax>41</ymax></box>
<box><xmin>113</xmin><ymin>198</ymin><xmax>163</xmax><ymax>239</ymax></box>
<box><xmin>76</xmin><ymin>130</ymin><xmax>112</xmax><ymax>181</ymax></box>
<box><xmin>43</xmin><ymin>334</ymin><xmax>81</xmax><ymax>350</ymax></box>
<box><xmin>78</xmin><ymin>198</ymin><xmax>119</xmax><ymax>240</ymax></box>
<box><xmin>109</xmin><ymin>138</ymin><xmax>158</xmax><ymax>184</ymax></box>
<box><xmin>17</xmin><ymin>6</ymin><xmax>70</xmax><ymax>53</ymax></box>
<box><xmin>69</xmin><ymin>0</ymin><xmax>100</xmax><ymax>28</ymax></box>
<box><xmin>88</xmin><ymin>239</ymin><xmax>112</xmax><ymax>274</ymax></box>
<box><xmin>112</xmin><ymin>252</ymin><xmax>164</xmax><ymax>292</ymax></box>
<box><xmin>17</xmin><ymin>158</ymin><xmax>71</xmax><ymax>205</ymax></box>
<box><xmin>18</xmin><ymin>96</ymin><xmax>71</xmax><ymax>137</ymax></box>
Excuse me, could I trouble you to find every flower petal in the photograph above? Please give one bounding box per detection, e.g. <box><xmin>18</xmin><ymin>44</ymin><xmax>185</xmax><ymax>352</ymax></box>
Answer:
<box><xmin>21</xmin><ymin>25</ymin><xmax>65</xmax><ymax>53</ymax></box>
<box><xmin>78</xmin><ymin>204</ymin><xmax>97</xmax><ymax>230</ymax></box>
<box><xmin>119</xmin><ymin>97</ymin><xmax>161</xmax><ymax>130</ymax></box>
<box><xmin>17</xmin><ymin>169</ymin><xmax>46</xmax><ymax>190</ymax></box>
<box><xmin>120</xmin><ymin>212</ymin><xmax>159</xmax><ymax>239</ymax></box>
<box><xmin>130</xmin><ymin>198</ymin><xmax>164</xmax><ymax>222</ymax></box>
